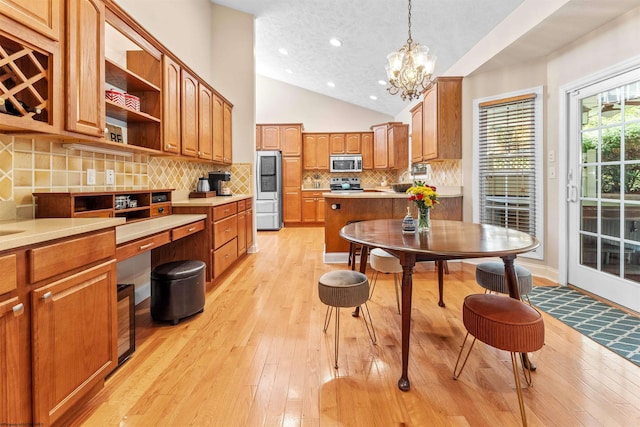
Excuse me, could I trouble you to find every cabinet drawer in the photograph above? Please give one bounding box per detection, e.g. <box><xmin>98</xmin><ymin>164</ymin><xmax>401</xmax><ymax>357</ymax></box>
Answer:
<box><xmin>171</xmin><ymin>220</ymin><xmax>205</xmax><ymax>241</ymax></box>
<box><xmin>0</xmin><ymin>253</ymin><xmax>17</xmax><ymax>294</ymax></box>
<box><xmin>245</xmin><ymin>198</ymin><xmax>252</xmax><ymax>209</ymax></box>
<box><xmin>29</xmin><ymin>231</ymin><xmax>115</xmax><ymax>283</ymax></box>
<box><xmin>116</xmin><ymin>231</ymin><xmax>171</xmax><ymax>262</ymax></box>
<box><xmin>237</xmin><ymin>199</ymin><xmax>246</xmax><ymax>211</ymax></box>
<box><xmin>214</xmin><ymin>237</ymin><xmax>237</xmax><ymax>278</ymax></box>
<box><xmin>151</xmin><ymin>203</ymin><xmax>172</xmax><ymax>217</ymax></box>
<box><xmin>213</xmin><ymin>215</ymin><xmax>237</xmax><ymax>249</ymax></box>
<box><xmin>213</xmin><ymin>202</ymin><xmax>237</xmax><ymax>221</ymax></box>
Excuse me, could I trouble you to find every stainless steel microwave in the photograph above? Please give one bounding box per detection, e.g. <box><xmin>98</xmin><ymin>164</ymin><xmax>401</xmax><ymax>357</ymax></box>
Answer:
<box><xmin>330</xmin><ymin>155</ymin><xmax>362</xmax><ymax>172</ymax></box>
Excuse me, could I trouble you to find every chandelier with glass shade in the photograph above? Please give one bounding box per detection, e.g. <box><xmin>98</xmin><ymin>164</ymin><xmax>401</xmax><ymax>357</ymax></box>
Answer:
<box><xmin>385</xmin><ymin>0</ymin><xmax>437</xmax><ymax>101</ymax></box>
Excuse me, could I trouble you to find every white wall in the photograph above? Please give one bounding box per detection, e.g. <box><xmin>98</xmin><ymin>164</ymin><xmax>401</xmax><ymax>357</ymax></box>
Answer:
<box><xmin>114</xmin><ymin>0</ymin><xmax>213</xmax><ymax>82</ymax></box>
<box><xmin>211</xmin><ymin>5</ymin><xmax>255</xmax><ymax>164</ymax></box>
<box><xmin>461</xmin><ymin>5</ymin><xmax>640</xmax><ymax>276</ymax></box>
<box><xmin>114</xmin><ymin>0</ymin><xmax>256</xmax><ymax>165</ymax></box>
<box><xmin>257</xmin><ymin>75</ymin><xmax>392</xmax><ymax>131</ymax></box>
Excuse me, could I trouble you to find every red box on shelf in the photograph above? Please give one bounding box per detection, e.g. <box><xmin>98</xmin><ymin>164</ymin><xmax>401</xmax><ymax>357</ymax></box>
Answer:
<box><xmin>105</xmin><ymin>89</ymin><xmax>125</xmax><ymax>105</ymax></box>
<box><xmin>124</xmin><ymin>93</ymin><xmax>140</xmax><ymax>111</ymax></box>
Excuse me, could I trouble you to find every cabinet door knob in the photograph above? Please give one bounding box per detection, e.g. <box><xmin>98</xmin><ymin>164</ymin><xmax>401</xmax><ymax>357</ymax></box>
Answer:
<box><xmin>12</xmin><ymin>303</ymin><xmax>24</xmax><ymax>316</ymax></box>
<box><xmin>41</xmin><ymin>291</ymin><xmax>53</xmax><ymax>302</ymax></box>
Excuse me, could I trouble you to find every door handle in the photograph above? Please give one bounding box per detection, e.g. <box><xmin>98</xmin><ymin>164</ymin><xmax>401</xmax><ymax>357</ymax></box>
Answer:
<box><xmin>567</xmin><ymin>183</ymin><xmax>578</xmax><ymax>203</ymax></box>
<box><xmin>12</xmin><ymin>303</ymin><xmax>24</xmax><ymax>316</ymax></box>
<box><xmin>41</xmin><ymin>291</ymin><xmax>53</xmax><ymax>302</ymax></box>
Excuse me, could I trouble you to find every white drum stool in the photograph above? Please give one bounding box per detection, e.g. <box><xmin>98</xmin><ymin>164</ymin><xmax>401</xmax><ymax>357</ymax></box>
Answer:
<box><xmin>369</xmin><ymin>248</ymin><xmax>402</xmax><ymax>314</ymax></box>
<box><xmin>475</xmin><ymin>261</ymin><xmax>533</xmax><ymax>303</ymax></box>
<box><xmin>318</xmin><ymin>270</ymin><xmax>377</xmax><ymax>369</ymax></box>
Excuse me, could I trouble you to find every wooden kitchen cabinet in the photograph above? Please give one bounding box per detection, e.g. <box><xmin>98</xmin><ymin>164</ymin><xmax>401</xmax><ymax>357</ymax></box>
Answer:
<box><xmin>212</xmin><ymin>93</ymin><xmax>224</xmax><ymax>162</ymax></box>
<box><xmin>345</xmin><ymin>133</ymin><xmax>362</xmax><ymax>154</ymax></box>
<box><xmin>198</xmin><ymin>84</ymin><xmax>213</xmax><ymax>160</ymax></box>
<box><xmin>258</xmin><ymin>125</ymin><xmax>280</xmax><ymax>150</ymax></box>
<box><xmin>257</xmin><ymin>124</ymin><xmax>302</xmax><ymax>155</ymax></box>
<box><xmin>246</xmin><ymin>201</ymin><xmax>253</xmax><ymax>250</ymax></box>
<box><xmin>302</xmin><ymin>191</ymin><xmax>325</xmax><ymax>224</ymax></box>
<box><xmin>415</xmin><ymin>76</ymin><xmax>462</xmax><ymax>161</ymax></box>
<box><xmin>330</xmin><ymin>134</ymin><xmax>346</xmax><ymax>154</ymax></box>
<box><xmin>281</xmin><ymin>124</ymin><xmax>302</xmax><ymax>156</ymax></box>
<box><xmin>165</xmin><ymin>198</ymin><xmax>252</xmax><ymax>283</ymax></box>
<box><xmin>303</xmin><ymin>133</ymin><xmax>330</xmax><ymax>170</ymax></box>
<box><xmin>223</xmin><ymin>101</ymin><xmax>233</xmax><ymax>164</ymax></box>
<box><xmin>371</xmin><ymin>122</ymin><xmax>409</xmax><ymax>170</ymax></box>
<box><xmin>65</xmin><ymin>0</ymin><xmax>105</xmax><ymax>137</ymax></box>
<box><xmin>361</xmin><ymin>132</ymin><xmax>374</xmax><ymax>169</ymax></box>
<box><xmin>0</xmin><ymin>16</ymin><xmax>59</xmax><ymax>133</ymax></box>
<box><xmin>33</xmin><ymin>189</ymin><xmax>173</xmax><ymax>222</ymax></box>
<box><xmin>31</xmin><ymin>260</ymin><xmax>117</xmax><ymax>426</ymax></box>
<box><xmin>283</xmin><ymin>156</ymin><xmax>302</xmax><ymax>224</ymax></box>
<box><xmin>163</xmin><ymin>55</ymin><xmax>181</xmax><ymax>154</ymax></box>
<box><xmin>0</xmin><ymin>293</ymin><xmax>29</xmax><ymax>425</ymax></box>
<box><xmin>411</xmin><ymin>102</ymin><xmax>423</xmax><ymax>163</ymax></box>
<box><xmin>0</xmin><ymin>0</ymin><xmax>60</xmax><ymax>40</ymax></box>
<box><xmin>236</xmin><ymin>199</ymin><xmax>253</xmax><ymax>256</ymax></box>
<box><xmin>181</xmin><ymin>69</ymin><xmax>199</xmax><ymax>157</ymax></box>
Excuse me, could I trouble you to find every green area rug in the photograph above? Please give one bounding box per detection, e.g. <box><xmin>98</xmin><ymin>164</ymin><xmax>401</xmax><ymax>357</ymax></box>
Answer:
<box><xmin>529</xmin><ymin>286</ymin><xmax>640</xmax><ymax>366</ymax></box>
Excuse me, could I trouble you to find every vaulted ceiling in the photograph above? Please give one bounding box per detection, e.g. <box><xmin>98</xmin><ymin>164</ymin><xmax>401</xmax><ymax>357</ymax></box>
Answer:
<box><xmin>212</xmin><ymin>0</ymin><xmax>640</xmax><ymax>116</ymax></box>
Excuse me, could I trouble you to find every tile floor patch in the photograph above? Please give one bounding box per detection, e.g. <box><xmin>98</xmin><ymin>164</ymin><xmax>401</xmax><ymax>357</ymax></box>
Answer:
<box><xmin>530</xmin><ymin>286</ymin><xmax>640</xmax><ymax>367</ymax></box>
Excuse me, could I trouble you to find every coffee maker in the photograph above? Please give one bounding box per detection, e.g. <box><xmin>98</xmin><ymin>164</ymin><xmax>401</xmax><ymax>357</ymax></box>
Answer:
<box><xmin>208</xmin><ymin>171</ymin><xmax>231</xmax><ymax>196</ymax></box>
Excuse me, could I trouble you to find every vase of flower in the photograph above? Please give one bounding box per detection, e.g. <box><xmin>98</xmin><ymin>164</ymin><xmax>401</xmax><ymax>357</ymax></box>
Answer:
<box><xmin>406</xmin><ymin>180</ymin><xmax>439</xmax><ymax>234</ymax></box>
<box><xmin>418</xmin><ymin>206</ymin><xmax>431</xmax><ymax>232</ymax></box>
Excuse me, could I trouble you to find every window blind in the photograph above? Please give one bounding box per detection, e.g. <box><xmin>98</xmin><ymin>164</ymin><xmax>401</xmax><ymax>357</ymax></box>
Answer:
<box><xmin>478</xmin><ymin>93</ymin><xmax>537</xmax><ymax>235</ymax></box>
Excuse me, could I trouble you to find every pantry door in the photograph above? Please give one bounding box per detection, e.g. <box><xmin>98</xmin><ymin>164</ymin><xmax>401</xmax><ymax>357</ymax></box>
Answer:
<box><xmin>568</xmin><ymin>68</ymin><xmax>640</xmax><ymax>312</ymax></box>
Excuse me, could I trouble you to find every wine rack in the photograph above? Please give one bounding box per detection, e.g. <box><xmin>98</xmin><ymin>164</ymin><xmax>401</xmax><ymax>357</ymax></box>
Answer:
<box><xmin>0</xmin><ymin>22</ymin><xmax>56</xmax><ymax>132</ymax></box>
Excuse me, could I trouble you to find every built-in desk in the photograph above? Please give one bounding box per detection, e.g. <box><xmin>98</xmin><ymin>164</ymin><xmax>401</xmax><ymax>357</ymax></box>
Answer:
<box><xmin>115</xmin><ymin>214</ymin><xmax>207</xmax><ymax>261</ymax></box>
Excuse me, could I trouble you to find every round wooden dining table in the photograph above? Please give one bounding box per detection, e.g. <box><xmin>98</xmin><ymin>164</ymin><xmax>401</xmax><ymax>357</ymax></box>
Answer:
<box><xmin>340</xmin><ymin>219</ymin><xmax>540</xmax><ymax>391</ymax></box>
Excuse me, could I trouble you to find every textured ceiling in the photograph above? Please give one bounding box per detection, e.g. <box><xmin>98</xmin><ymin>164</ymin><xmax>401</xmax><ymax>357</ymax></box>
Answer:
<box><xmin>211</xmin><ymin>0</ymin><xmax>525</xmax><ymax>116</ymax></box>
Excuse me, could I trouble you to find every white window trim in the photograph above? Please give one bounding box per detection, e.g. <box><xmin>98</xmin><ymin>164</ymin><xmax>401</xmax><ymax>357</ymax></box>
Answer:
<box><xmin>472</xmin><ymin>86</ymin><xmax>544</xmax><ymax>260</ymax></box>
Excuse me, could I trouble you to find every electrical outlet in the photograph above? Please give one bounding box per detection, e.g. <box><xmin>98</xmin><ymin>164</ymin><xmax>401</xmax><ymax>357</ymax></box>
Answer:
<box><xmin>548</xmin><ymin>150</ymin><xmax>556</xmax><ymax>163</ymax></box>
<box><xmin>106</xmin><ymin>169</ymin><xmax>115</xmax><ymax>185</ymax></box>
<box><xmin>87</xmin><ymin>168</ymin><xmax>96</xmax><ymax>185</ymax></box>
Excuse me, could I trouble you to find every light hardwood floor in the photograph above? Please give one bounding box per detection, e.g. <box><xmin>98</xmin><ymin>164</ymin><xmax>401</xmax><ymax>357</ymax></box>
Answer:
<box><xmin>72</xmin><ymin>227</ymin><xmax>640</xmax><ymax>426</ymax></box>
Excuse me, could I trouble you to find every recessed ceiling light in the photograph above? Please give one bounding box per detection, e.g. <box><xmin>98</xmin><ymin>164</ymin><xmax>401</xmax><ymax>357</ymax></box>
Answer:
<box><xmin>370</xmin><ymin>95</ymin><xmax>377</xmax><ymax>100</ymax></box>
<box><xmin>329</xmin><ymin>38</ymin><xmax>342</xmax><ymax>47</ymax></box>
<box><xmin>278</xmin><ymin>48</ymin><xmax>288</xmax><ymax>55</ymax></box>
<box><xmin>285</xmin><ymin>68</ymin><xmax>293</xmax><ymax>74</ymax></box>
<box><xmin>327</xmin><ymin>82</ymin><xmax>335</xmax><ymax>88</ymax></box>
<box><xmin>378</xmin><ymin>80</ymin><xmax>387</xmax><ymax>85</ymax></box>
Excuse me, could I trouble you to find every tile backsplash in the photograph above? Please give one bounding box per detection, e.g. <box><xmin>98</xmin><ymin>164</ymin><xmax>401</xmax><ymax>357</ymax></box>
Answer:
<box><xmin>0</xmin><ymin>133</ymin><xmax>460</xmax><ymax>220</ymax></box>
<box><xmin>0</xmin><ymin>135</ymin><xmax>252</xmax><ymax>220</ymax></box>
<box><xmin>302</xmin><ymin>160</ymin><xmax>462</xmax><ymax>189</ymax></box>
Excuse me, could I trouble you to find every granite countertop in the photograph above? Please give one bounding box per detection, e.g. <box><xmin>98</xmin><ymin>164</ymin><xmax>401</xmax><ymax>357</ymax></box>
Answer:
<box><xmin>324</xmin><ymin>186</ymin><xmax>463</xmax><ymax>198</ymax></box>
<box><xmin>0</xmin><ymin>217</ymin><xmax>125</xmax><ymax>252</ymax></box>
<box><xmin>171</xmin><ymin>193</ymin><xmax>252</xmax><ymax>207</ymax></box>
<box><xmin>116</xmin><ymin>214</ymin><xmax>207</xmax><ymax>245</ymax></box>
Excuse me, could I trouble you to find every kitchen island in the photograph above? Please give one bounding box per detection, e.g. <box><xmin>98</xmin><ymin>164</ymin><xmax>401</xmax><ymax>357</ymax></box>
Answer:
<box><xmin>323</xmin><ymin>188</ymin><xmax>462</xmax><ymax>262</ymax></box>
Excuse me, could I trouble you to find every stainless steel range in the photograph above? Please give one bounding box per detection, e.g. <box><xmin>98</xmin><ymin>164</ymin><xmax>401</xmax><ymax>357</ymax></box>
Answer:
<box><xmin>330</xmin><ymin>177</ymin><xmax>364</xmax><ymax>192</ymax></box>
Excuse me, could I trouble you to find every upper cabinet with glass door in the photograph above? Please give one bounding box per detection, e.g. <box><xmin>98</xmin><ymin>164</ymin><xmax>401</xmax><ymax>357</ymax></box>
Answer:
<box><xmin>102</xmin><ymin>6</ymin><xmax>162</xmax><ymax>152</ymax></box>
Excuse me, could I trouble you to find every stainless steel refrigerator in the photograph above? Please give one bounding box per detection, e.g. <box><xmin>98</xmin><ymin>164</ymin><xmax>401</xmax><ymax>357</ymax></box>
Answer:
<box><xmin>256</xmin><ymin>150</ymin><xmax>283</xmax><ymax>230</ymax></box>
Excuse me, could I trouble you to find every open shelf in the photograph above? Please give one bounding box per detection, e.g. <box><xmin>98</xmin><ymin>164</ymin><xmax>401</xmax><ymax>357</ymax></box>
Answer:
<box><xmin>34</xmin><ymin>189</ymin><xmax>174</xmax><ymax>222</ymax></box>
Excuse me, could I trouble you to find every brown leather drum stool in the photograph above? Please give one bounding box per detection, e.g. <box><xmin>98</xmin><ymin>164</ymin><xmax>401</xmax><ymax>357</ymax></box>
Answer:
<box><xmin>318</xmin><ymin>270</ymin><xmax>376</xmax><ymax>369</ymax></box>
<box><xmin>151</xmin><ymin>260</ymin><xmax>206</xmax><ymax>325</ymax></box>
<box><xmin>453</xmin><ymin>294</ymin><xmax>544</xmax><ymax>426</ymax></box>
